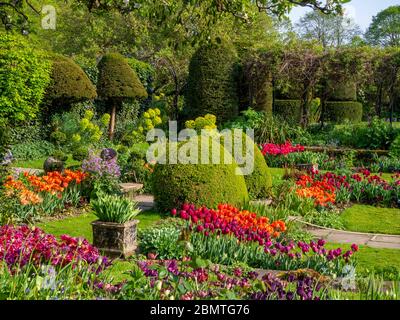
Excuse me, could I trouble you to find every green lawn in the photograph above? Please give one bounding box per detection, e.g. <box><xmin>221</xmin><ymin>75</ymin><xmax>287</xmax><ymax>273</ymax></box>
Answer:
<box><xmin>38</xmin><ymin>210</ymin><xmax>163</xmax><ymax>243</ymax></box>
<box><xmin>340</xmin><ymin>205</ymin><xmax>400</xmax><ymax>235</ymax></box>
<box><xmin>13</xmin><ymin>156</ymin><xmax>81</xmax><ymax>170</ymax></box>
<box><xmin>326</xmin><ymin>243</ymin><xmax>400</xmax><ymax>280</ymax></box>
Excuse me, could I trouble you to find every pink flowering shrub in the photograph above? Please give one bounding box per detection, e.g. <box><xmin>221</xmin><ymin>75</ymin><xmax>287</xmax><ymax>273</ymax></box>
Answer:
<box><xmin>0</xmin><ymin>225</ymin><xmax>110</xmax><ymax>273</ymax></box>
<box><xmin>261</xmin><ymin>141</ymin><xmax>304</xmax><ymax>156</ymax></box>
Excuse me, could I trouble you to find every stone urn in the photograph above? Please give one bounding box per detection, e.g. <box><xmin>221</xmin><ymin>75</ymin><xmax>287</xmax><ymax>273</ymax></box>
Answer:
<box><xmin>91</xmin><ymin>219</ymin><xmax>139</xmax><ymax>258</ymax></box>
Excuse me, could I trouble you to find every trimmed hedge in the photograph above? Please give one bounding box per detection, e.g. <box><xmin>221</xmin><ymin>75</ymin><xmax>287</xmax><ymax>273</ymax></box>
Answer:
<box><xmin>325</xmin><ymin>101</ymin><xmax>363</xmax><ymax>123</ymax></box>
<box><xmin>97</xmin><ymin>53</ymin><xmax>147</xmax><ymax>100</ymax></box>
<box><xmin>46</xmin><ymin>55</ymin><xmax>97</xmax><ymax>105</ymax></box>
<box><xmin>152</xmin><ymin>138</ymin><xmax>249</xmax><ymax>212</ymax></box>
<box><xmin>328</xmin><ymin>81</ymin><xmax>357</xmax><ymax>101</ymax></box>
<box><xmin>185</xmin><ymin>41</ymin><xmax>239</xmax><ymax>123</ymax></box>
<box><xmin>253</xmin><ymin>73</ymin><xmax>273</xmax><ymax>114</ymax></box>
<box><xmin>273</xmin><ymin>100</ymin><xmax>302</xmax><ymax>125</ymax></box>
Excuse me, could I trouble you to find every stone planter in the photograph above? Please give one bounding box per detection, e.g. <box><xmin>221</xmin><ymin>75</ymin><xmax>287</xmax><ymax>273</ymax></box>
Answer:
<box><xmin>91</xmin><ymin>219</ymin><xmax>139</xmax><ymax>258</ymax></box>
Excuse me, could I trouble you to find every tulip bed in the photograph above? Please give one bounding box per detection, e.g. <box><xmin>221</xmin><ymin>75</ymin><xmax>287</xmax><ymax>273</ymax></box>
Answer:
<box><xmin>294</xmin><ymin>169</ymin><xmax>400</xmax><ymax>208</ymax></box>
<box><xmin>2</xmin><ymin>170</ymin><xmax>87</xmax><ymax>222</ymax></box>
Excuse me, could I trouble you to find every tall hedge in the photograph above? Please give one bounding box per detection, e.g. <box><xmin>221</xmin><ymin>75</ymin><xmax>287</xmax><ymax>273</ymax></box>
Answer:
<box><xmin>152</xmin><ymin>138</ymin><xmax>249</xmax><ymax>212</ymax></box>
<box><xmin>273</xmin><ymin>100</ymin><xmax>302</xmax><ymax>125</ymax></box>
<box><xmin>97</xmin><ymin>53</ymin><xmax>147</xmax><ymax>139</ymax></box>
<box><xmin>185</xmin><ymin>41</ymin><xmax>239</xmax><ymax>123</ymax></box>
<box><xmin>45</xmin><ymin>55</ymin><xmax>97</xmax><ymax>107</ymax></box>
<box><xmin>0</xmin><ymin>34</ymin><xmax>51</xmax><ymax>123</ymax></box>
<box><xmin>325</xmin><ymin>101</ymin><xmax>363</xmax><ymax>123</ymax></box>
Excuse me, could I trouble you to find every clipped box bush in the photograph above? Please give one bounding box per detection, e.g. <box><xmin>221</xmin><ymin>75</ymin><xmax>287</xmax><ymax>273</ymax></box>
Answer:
<box><xmin>152</xmin><ymin>138</ymin><xmax>249</xmax><ymax>212</ymax></box>
<box><xmin>325</xmin><ymin>101</ymin><xmax>363</xmax><ymax>124</ymax></box>
<box><xmin>185</xmin><ymin>41</ymin><xmax>239</xmax><ymax>123</ymax></box>
<box><xmin>273</xmin><ymin>100</ymin><xmax>302</xmax><ymax>125</ymax></box>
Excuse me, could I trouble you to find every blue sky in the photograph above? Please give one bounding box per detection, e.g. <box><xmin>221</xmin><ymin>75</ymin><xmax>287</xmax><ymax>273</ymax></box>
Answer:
<box><xmin>289</xmin><ymin>0</ymin><xmax>400</xmax><ymax>31</ymax></box>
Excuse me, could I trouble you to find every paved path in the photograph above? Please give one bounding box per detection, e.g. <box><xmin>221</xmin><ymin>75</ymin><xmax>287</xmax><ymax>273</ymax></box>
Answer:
<box><xmin>291</xmin><ymin>218</ymin><xmax>400</xmax><ymax>249</ymax></box>
<box><xmin>12</xmin><ymin>167</ymin><xmax>44</xmax><ymax>175</ymax></box>
<box><xmin>134</xmin><ymin>194</ymin><xmax>155</xmax><ymax>211</ymax></box>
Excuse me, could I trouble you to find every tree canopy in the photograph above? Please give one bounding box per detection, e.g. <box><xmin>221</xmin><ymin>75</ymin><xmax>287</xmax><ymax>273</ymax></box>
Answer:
<box><xmin>366</xmin><ymin>5</ymin><xmax>400</xmax><ymax>47</ymax></box>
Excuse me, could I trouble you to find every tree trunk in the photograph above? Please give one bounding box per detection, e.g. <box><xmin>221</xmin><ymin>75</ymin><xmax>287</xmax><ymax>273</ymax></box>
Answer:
<box><xmin>109</xmin><ymin>102</ymin><xmax>117</xmax><ymax>140</ymax></box>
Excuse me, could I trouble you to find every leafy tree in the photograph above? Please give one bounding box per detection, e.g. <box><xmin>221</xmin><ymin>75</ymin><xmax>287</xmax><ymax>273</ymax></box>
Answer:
<box><xmin>296</xmin><ymin>10</ymin><xmax>361</xmax><ymax>48</ymax></box>
<box><xmin>1</xmin><ymin>0</ymin><xmax>349</xmax><ymax>34</ymax></box>
<box><xmin>97</xmin><ymin>53</ymin><xmax>147</xmax><ymax>140</ymax></box>
<box><xmin>366</xmin><ymin>5</ymin><xmax>400</xmax><ymax>47</ymax></box>
<box><xmin>0</xmin><ymin>33</ymin><xmax>51</xmax><ymax>123</ymax></box>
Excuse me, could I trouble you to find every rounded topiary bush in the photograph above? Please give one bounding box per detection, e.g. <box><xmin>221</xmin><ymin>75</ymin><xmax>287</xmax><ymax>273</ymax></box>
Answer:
<box><xmin>152</xmin><ymin>138</ymin><xmax>249</xmax><ymax>212</ymax></box>
<box><xmin>328</xmin><ymin>81</ymin><xmax>357</xmax><ymax>102</ymax></box>
<box><xmin>325</xmin><ymin>101</ymin><xmax>363</xmax><ymax>123</ymax></box>
<box><xmin>185</xmin><ymin>41</ymin><xmax>239</xmax><ymax>123</ymax></box>
<box><xmin>97</xmin><ymin>53</ymin><xmax>147</xmax><ymax>100</ymax></box>
<box><xmin>273</xmin><ymin>100</ymin><xmax>302</xmax><ymax>125</ymax></box>
<box><xmin>46</xmin><ymin>55</ymin><xmax>97</xmax><ymax>106</ymax></box>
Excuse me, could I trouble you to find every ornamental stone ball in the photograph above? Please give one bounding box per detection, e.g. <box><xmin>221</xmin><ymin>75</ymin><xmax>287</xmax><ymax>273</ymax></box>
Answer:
<box><xmin>100</xmin><ymin>148</ymin><xmax>118</xmax><ymax>161</ymax></box>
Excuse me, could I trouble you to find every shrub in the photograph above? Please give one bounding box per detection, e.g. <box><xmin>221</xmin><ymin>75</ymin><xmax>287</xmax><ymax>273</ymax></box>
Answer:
<box><xmin>325</xmin><ymin>101</ymin><xmax>363</xmax><ymax>123</ymax></box>
<box><xmin>273</xmin><ymin>100</ymin><xmax>302</xmax><ymax>125</ymax></box>
<box><xmin>45</xmin><ymin>56</ymin><xmax>97</xmax><ymax>110</ymax></box>
<box><xmin>185</xmin><ymin>41</ymin><xmax>239</xmax><ymax>123</ymax></box>
<box><xmin>152</xmin><ymin>138</ymin><xmax>249</xmax><ymax>212</ymax></box>
<box><xmin>97</xmin><ymin>53</ymin><xmax>148</xmax><ymax>139</ymax></box>
<box><xmin>91</xmin><ymin>193</ymin><xmax>140</xmax><ymax>223</ymax></box>
<box><xmin>0</xmin><ymin>34</ymin><xmax>51</xmax><ymax>123</ymax></box>
<box><xmin>390</xmin><ymin>135</ymin><xmax>400</xmax><ymax>157</ymax></box>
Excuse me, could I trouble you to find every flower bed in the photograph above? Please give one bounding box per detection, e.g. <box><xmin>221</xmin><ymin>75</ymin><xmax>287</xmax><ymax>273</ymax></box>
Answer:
<box><xmin>0</xmin><ymin>225</ymin><xmax>110</xmax><ymax>273</ymax></box>
<box><xmin>157</xmin><ymin>204</ymin><xmax>359</xmax><ymax>275</ymax></box>
<box><xmin>2</xmin><ymin>170</ymin><xmax>87</xmax><ymax>221</ymax></box>
<box><xmin>295</xmin><ymin>169</ymin><xmax>400</xmax><ymax>208</ymax></box>
<box><xmin>134</xmin><ymin>260</ymin><xmax>330</xmax><ymax>300</ymax></box>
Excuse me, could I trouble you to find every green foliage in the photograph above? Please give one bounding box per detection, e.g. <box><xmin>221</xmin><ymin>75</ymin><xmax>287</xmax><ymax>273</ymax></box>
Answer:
<box><xmin>390</xmin><ymin>134</ymin><xmax>400</xmax><ymax>157</ymax></box>
<box><xmin>185</xmin><ymin>41</ymin><xmax>239</xmax><ymax>123</ymax></box>
<box><xmin>91</xmin><ymin>193</ymin><xmax>141</xmax><ymax>223</ymax></box>
<box><xmin>328</xmin><ymin>81</ymin><xmax>357</xmax><ymax>101</ymax></box>
<box><xmin>138</xmin><ymin>222</ymin><xmax>185</xmax><ymax>259</ymax></box>
<box><xmin>185</xmin><ymin>114</ymin><xmax>217</xmax><ymax>131</ymax></box>
<box><xmin>152</xmin><ymin>139</ymin><xmax>249</xmax><ymax>212</ymax></box>
<box><xmin>273</xmin><ymin>100</ymin><xmax>302</xmax><ymax>125</ymax></box>
<box><xmin>0</xmin><ymin>34</ymin><xmax>51</xmax><ymax>123</ymax></box>
<box><xmin>45</xmin><ymin>55</ymin><xmax>97</xmax><ymax>108</ymax></box>
<box><xmin>127</xmin><ymin>58</ymin><xmax>155</xmax><ymax>92</ymax></box>
<box><xmin>11</xmin><ymin>141</ymin><xmax>55</xmax><ymax>161</ymax></box>
<box><xmin>325</xmin><ymin>101</ymin><xmax>363</xmax><ymax>123</ymax></box>
<box><xmin>97</xmin><ymin>53</ymin><xmax>148</xmax><ymax>100</ymax></box>
<box><xmin>50</xmin><ymin>110</ymin><xmax>110</xmax><ymax>161</ymax></box>
<box><xmin>366</xmin><ymin>5</ymin><xmax>400</xmax><ymax>47</ymax></box>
